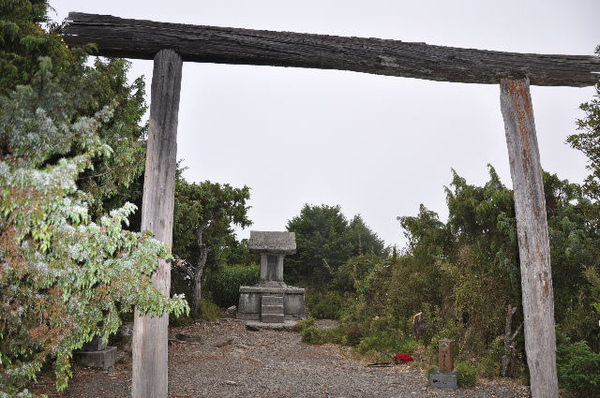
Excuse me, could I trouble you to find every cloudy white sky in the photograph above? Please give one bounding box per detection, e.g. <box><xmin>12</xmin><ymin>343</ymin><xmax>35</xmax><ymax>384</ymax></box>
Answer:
<box><xmin>50</xmin><ymin>0</ymin><xmax>599</xmax><ymax>249</ymax></box>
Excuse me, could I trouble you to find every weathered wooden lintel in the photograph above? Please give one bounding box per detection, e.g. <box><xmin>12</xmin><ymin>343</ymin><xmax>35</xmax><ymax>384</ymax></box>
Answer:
<box><xmin>63</xmin><ymin>12</ymin><xmax>600</xmax><ymax>87</ymax></box>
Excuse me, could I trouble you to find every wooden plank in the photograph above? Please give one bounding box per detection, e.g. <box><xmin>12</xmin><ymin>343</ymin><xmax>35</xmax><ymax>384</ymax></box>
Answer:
<box><xmin>132</xmin><ymin>49</ymin><xmax>183</xmax><ymax>398</ymax></box>
<box><xmin>63</xmin><ymin>12</ymin><xmax>600</xmax><ymax>87</ymax></box>
<box><xmin>500</xmin><ymin>78</ymin><xmax>558</xmax><ymax>398</ymax></box>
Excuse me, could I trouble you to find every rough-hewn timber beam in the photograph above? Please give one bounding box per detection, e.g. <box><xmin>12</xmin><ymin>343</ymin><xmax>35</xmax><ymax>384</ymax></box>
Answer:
<box><xmin>63</xmin><ymin>13</ymin><xmax>600</xmax><ymax>87</ymax></box>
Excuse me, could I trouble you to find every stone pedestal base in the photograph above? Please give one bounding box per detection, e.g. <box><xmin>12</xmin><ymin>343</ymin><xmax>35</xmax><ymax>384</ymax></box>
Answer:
<box><xmin>73</xmin><ymin>346</ymin><xmax>117</xmax><ymax>369</ymax></box>
<box><xmin>429</xmin><ymin>369</ymin><xmax>458</xmax><ymax>389</ymax></box>
<box><xmin>238</xmin><ymin>284</ymin><xmax>305</xmax><ymax>323</ymax></box>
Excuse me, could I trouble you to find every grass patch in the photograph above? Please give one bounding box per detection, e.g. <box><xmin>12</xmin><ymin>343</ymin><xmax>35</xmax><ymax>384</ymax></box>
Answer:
<box><xmin>198</xmin><ymin>298</ymin><xmax>222</xmax><ymax>321</ymax></box>
<box><xmin>296</xmin><ymin>318</ymin><xmax>345</xmax><ymax>345</ymax></box>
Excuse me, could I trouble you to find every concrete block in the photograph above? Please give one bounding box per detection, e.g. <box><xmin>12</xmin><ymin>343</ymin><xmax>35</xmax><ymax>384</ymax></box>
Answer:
<box><xmin>284</xmin><ymin>291</ymin><xmax>306</xmax><ymax>318</ymax></box>
<box><xmin>261</xmin><ymin>313</ymin><xmax>285</xmax><ymax>323</ymax></box>
<box><xmin>238</xmin><ymin>291</ymin><xmax>261</xmax><ymax>315</ymax></box>
<box><xmin>430</xmin><ymin>369</ymin><xmax>458</xmax><ymax>389</ymax></box>
<box><xmin>74</xmin><ymin>346</ymin><xmax>117</xmax><ymax>369</ymax></box>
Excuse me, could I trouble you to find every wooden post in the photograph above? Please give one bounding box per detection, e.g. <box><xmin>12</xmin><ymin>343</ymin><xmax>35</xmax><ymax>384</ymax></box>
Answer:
<box><xmin>500</xmin><ymin>78</ymin><xmax>558</xmax><ymax>398</ymax></box>
<box><xmin>132</xmin><ymin>49</ymin><xmax>183</xmax><ymax>398</ymax></box>
<box><xmin>438</xmin><ymin>339</ymin><xmax>454</xmax><ymax>373</ymax></box>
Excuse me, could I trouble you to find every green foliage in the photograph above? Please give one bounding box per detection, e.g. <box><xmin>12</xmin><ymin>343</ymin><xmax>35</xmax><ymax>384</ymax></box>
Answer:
<box><xmin>1</xmin><ymin>1</ymin><xmax>149</xmax><ymax>227</ymax></box>
<box><xmin>545</xmin><ymin>173</ymin><xmax>600</xmax><ymax>343</ymax></box>
<box><xmin>75</xmin><ymin>57</ymin><xmax>148</xmax><ymax>222</ymax></box>
<box><xmin>173</xmin><ymin>176</ymin><xmax>252</xmax><ymax>270</ymax></box>
<box><xmin>296</xmin><ymin>318</ymin><xmax>345</xmax><ymax>345</ymax></box>
<box><xmin>355</xmin><ymin>328</ymin><xmax>416</xmax><ymax>358</ymax></box>
<box><xmin>204</xmin><ymin>264</ymin><xmax>259</xmax><ymax>308</ymax></box>
<box><xmin>556</xmin><ymin>329</ymin><xmax>600</xmax><ymax>398</ymax></box>
<box><xmin>169</xmin><ymin>312</ymin><xmax>195</xmax><ymax>327</ymax></box>
<box><xmin>0</xmin><ymin>0</ymin><xmax>70</xmax><ymax>95</ymax></box>
<box><xmin>584</xmin><ymin>266</ymin><xmax>600</xmax><ymax>338</ymax></box>
<box><xmin>456</xmin><ymin>359</ymin><xmax>478</xmax><ymax>387</ymax></box>
<box><xmin>0</xmin><ymin>60</ymin><xmax>188</xmax><ymax>395</ymax></box>
<box><xmin>197</xmin><ymin>297</ymin><xmax>223</xmax><ymax>321</ymax></box>
<box><xmin>567</xmin><ymin>49</ymin><xmax>600</xmax><ymax>201</ymax></box>
<box><xmin>286</xmin><ymin>204</ymin><xmax>385</xmax><ymax>285</ymax></box>
<box><xmin>306</xmin><ymin>288</ymin><xmax>348</xmax><ymax>320</ymax></box>
<box><xmin>297</xmin><ymin>169</ymin><xmax>526</xmax><ymax>380</ymax></box>
<box><xmin>172</xmin><ymin>175</ymin><xmax>251</xmax><ymax>315</ymax></box>
<box><xmin>479</xmin><ymin>335</ymin><xmax>507</xmax><ymax>378</ymax></box>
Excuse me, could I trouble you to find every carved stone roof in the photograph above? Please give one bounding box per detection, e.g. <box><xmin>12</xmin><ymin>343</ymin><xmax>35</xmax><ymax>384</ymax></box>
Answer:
<box><xmin>248</xmin><ymin>231</ymin><xmax>296</xmax><ymax>254</ymax></box>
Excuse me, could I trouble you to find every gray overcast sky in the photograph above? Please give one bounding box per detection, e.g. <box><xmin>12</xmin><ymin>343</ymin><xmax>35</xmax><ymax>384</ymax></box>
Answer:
<box><xmin>50</xmin><ymin>0</ymin><xmax>599</xmax><ymax>249</ymax></box>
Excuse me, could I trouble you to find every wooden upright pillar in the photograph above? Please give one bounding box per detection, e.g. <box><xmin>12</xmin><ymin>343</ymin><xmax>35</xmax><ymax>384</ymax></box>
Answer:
<box><xmin>500</xmin><ymin>78</ymin><xmax>558</xmax><ymax>398</ymax></box>
<box><xmin>132</xmin><ymin>49</ymin><xmax>183</xmax><ymax>398</ymax></box>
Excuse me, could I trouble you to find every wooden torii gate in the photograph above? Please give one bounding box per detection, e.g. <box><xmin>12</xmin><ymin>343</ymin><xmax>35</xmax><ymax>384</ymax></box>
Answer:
<box><xmin>64</xmin><ymin>13</ymin><xmax>600</xmax><ymax>398</ymax></box>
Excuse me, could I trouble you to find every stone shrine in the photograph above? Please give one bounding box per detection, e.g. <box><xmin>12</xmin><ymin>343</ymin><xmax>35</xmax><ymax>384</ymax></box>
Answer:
<box><xmin>237</xmin><ymin>231</ymin><xmax>306</xmax><ymax>324</ymax></box>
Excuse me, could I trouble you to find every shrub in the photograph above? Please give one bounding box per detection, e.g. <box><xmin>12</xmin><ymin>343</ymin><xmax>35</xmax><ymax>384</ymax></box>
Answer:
<box><xmin>296</xmin><ymin>318</ymin><xmax>345</xmax><ymax>345</ymax></box>
<box><xmin>0</xmin><ymin>60</ymin><xmax>188</xmax><ymax>394</ymax></box>
<box><xmin>204</xmin><ymin>264</ymin><xmax>259</xmax><ymax>307</ymax></box>
<box><xmin>198</xmin><ymin>297</ymin><xmax>223</xmax><ymax>321</ymax></box>
<box><xmin>356</xmin><ymin>329</ymin><xmax>417</xmax><ymax>357</ymax></box>
<box><xmin>556</xmin><ymin>330</ymin><xmax>600</xmax><ymax>398</ymax></box>
<box><xmin>306</xmin><ymin>289</ymin><xmax>347</xmax><ymax>319</ymax></box>
<box><xmin>170</xmin><ymin>312</ymin><xmax>195</xmax><ymax>326</ymax></box>
<box><xmin>456</xmin><ymin>359</ymin><xmax>478</xmax><ymax>387</ymax></box>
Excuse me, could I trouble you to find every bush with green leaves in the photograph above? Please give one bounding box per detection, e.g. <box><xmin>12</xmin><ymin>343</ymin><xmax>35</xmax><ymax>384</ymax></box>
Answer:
<box><xmin>204</xmin><ymin>264</ymin><xmax>259</xmax><ymax>308</ymax></box>
<box><xmin>556</xmin><ymin>329</ymin><xmax>600</xmax><ymax>398</ymax></box>
<box><xmin>296</xmin><ymin>318</ymin><xmax>345</xmax><ymax>345</ymax></box>
<box><xmin>305</xmin><ymin>288</ymin><xmax>348</xmax><ymax>320</ymax></box>
<box><xmin>456</xmin><ymin>360</ymin><xmax>478</xmax><ymax>387</ymax></box>
<box><xmin>0</xmin><ymin>60</ymin><xmax>188</xmax><ymax>395</ymax></box>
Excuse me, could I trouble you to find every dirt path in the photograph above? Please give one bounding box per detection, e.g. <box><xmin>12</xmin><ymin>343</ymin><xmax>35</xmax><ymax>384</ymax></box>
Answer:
<box><xmin>30</xmin><ymin>318</ymin><xmax>530</xmax><ymax>397</ymax></box>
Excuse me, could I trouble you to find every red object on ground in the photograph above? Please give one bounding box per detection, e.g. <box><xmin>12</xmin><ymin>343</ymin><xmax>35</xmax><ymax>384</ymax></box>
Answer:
<box><xmin>394</xmin><ymin>353</ymin><xmax>413</xmax><ymax>364</ymax></box>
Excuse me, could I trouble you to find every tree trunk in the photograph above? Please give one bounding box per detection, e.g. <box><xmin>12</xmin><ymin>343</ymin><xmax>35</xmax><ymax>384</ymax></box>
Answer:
<box><xmin>63</xmin><ymin>12</ymin><xmax>600</xmax><ymax>87</ymax></box>
<box><xmin>500</xmin><ymin>78</ymin><xmax>558</xmax><ymax>398</ymax></box>
<box><xmin>192</xmin><ymin>228</ymin><xmax>208</xmax><ymax>317</ymax></box>
<box><xmin>132</xmin><ymin>49</ymin><xmax>182</xmax><ymax>398</ymax></box>
<box><xmin>501</xmin><ymin>304</ymin><xmax>523</xmax><ymax>378</ymax></box>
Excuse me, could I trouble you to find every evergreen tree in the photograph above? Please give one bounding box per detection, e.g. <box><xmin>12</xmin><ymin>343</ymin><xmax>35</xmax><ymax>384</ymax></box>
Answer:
<box><xmin>172</xmin><ymin>175</ymin><xmax>251</xmax><ymax>316</ymax></box>
<box><xmin>286</xmin><ymin>204</ymin><xmax>384</xmax><ymax>285</ymax></box>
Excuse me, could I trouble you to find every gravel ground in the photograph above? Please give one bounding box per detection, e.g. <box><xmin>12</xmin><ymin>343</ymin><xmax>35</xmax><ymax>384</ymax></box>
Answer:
<box><xmin>30</xmin><ymin>318</ymin><xmax>531</xmax><ymax>397</ymax></box>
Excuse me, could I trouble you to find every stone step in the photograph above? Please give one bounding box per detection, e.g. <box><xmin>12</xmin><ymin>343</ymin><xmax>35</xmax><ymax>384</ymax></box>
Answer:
<box><xmin>261</xmin><ymin>313</ymin><xmax>285</xmax><ymax>323</ymax></box>
<box><xmin>261</xmin><ymin>295</ymin><xmax>284</xmax><ymax>306</ymax></box>
<box><xmin>261</xmin><ymin>304</ymin><xmax>284</xmax><ymax>315</ymax></box>
<box><xmin>260</xmin><ymin>295</ymin><xmax>285</xmax><ymax>323</ymax></box>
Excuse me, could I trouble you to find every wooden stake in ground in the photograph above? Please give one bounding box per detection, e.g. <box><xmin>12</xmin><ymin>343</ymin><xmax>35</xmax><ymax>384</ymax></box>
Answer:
<box><xmin>500</xmin><ymin>78</ymin><xmax>558</xmax><ymax>398</ymax></box>
<box><xmin>132</xmin><ymin>49</ymin><xmax>183</xmax><ymax>398</ymax></box>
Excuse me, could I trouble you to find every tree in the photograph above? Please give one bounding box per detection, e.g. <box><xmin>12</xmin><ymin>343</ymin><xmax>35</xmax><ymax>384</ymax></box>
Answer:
<box><xmin>0</xmin><ymin>59</ymin><xmax>187</xmax><ymax>395</ymax></box>
<box><xmin>172</xmin><ymin>176</ymin><xmax>251</xmax><ymax>316</ymax></box>
<box><xmin>348</xmin><ymin>215</ymin><xmax>386</xmax><ymax>257</ymax></box>
<box><xmin>0</xmin><ymin>0</ymin><xmax>70</xmax><ymax>95</ymax></box>
<box><xmin>567</xmin><ymin>47</ymin><xmax>600</xmax><ymax>199</ymax></box>
<box><xmin>286</xmin><ymin>204</ymin><xmax>384</xmax><ymax>285</ymax></box>
<box><xmin>75</xmin><ymin>57</ymin><xmax>148</xmax><ymax>223</ymax></box>
<box><xmin>396</xmin><ymin>204</ymin><xmax>450</xmax><ymax>319</ymax></box>
<box><xmin>1</xmin><ymin>1</ymin><xmax>150</xmax><ymax>226</ymax></box>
